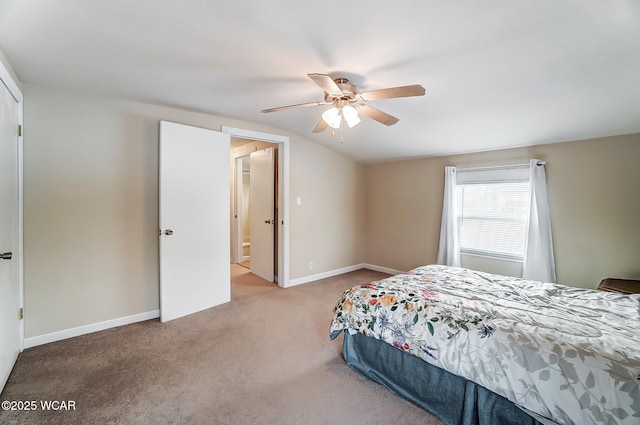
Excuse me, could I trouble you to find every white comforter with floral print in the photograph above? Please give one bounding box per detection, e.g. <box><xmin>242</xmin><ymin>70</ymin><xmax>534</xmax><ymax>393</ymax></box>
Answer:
<box><xmin>330</xmin><ymin>265</ymin><xmax>640</xmax><ymax>425</ymax></box>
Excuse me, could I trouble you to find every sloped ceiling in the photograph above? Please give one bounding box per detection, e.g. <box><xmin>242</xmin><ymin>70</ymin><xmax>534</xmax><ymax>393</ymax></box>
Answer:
<box><xmin>1</xmin><ymin>0</ymin><xmax>639</xmax><ymax>163</ymax></box>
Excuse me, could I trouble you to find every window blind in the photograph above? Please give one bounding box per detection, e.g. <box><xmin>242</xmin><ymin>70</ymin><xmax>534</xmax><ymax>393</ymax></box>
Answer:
<box><xmin>456</xmin><ymin>168</ymin><xmax>530</xmax><ymax>261</ymax></box>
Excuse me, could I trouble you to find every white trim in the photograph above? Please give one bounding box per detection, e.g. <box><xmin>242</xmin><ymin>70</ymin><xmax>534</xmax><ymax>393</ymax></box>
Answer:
<box><xmin>287</xmin><ymin>263</ymin><xmax>406</xmax><ymax>287</ymax></box>
<box><xmin>0</xmin><ymin>60</ymin><xmax>22</xmax><ymax>104</ymax></box>
<box><xmin>221</xmin><ymin>126</ymin><xmax>288</xmax><ymax>144</ymax></box>
<box><xmin>0</xmin><ymin>59</ymin><xmax>24</xmax><ymax>355</ymax></box>
<box><xmin>24</xmin><ymin>310</ymin><xmax>160</xmax><ymax>349</ymax></box>
<box><xmin>221</xmin><ymin>126</ymin><xmax>290</xmax><ymax>288</ymax></box>
<box><xmin>17</xmin><ymin>81</ymin><xmax>23</xmax><ymax>352</ymax></box>
<box><xmin>233</xmin><ymin>156</ymin><xmax>245</xmax><ymax>264</ymax></box>
<box><xmin>288</xmin><ymin>264</ymin><xmax>367</xmax><ymax>287</ymax></box>
<box><xmin>280</xmin><ymin>139</ymin><xmax>290</xmax><ymax>287</ymax></box>
<box><xmin>362</xmin><ymin>263</ymin><xmax>406</xmax><ymax>276</ymax></box>
<box><xmin>460</xmin><ymin>251</ymin><xmax>523</xmax><ymax>263</ymax></box>
<box><xmin>456</xmin><ymin>165</ymin><xmax>529</xmax><ymax>184</ymax></box>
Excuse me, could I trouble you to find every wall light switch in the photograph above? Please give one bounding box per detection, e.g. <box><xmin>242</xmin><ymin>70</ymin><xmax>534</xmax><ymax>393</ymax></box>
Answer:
<box><xmin>295</xmin><ymin>196</ymin><xmax>302</xmax><ymax>206</ymax></box>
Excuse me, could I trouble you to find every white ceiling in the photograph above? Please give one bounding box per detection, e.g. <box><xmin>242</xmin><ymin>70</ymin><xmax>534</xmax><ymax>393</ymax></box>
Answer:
<box><xmin>1</xmin><ymin>0</ymin><xmax>639</xmax><ymax>163</ymax></box>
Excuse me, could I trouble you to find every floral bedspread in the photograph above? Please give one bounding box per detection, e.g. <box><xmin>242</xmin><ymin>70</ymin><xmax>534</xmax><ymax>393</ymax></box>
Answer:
<box><xmin>330</xmin><ymin>265</ymin><xmax>640</xmax><ymax>425</ymax></box>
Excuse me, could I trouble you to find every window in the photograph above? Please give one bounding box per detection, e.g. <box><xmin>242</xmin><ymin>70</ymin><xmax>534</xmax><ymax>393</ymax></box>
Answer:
<box><xmin>456</xmin><ymin>166</ymin><xmax>530</xmax><ymax>261</ymax></box>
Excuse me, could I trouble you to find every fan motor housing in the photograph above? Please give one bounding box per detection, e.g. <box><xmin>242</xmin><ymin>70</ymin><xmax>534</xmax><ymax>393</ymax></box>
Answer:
<box><xmin>325</xmin><ymin>78</ymin><xmax>357</xmax><ymax>102</ymax></box>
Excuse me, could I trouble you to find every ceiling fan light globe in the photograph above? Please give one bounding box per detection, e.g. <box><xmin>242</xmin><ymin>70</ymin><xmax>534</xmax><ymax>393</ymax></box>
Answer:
<box><xmin>342</xmin><ymin>105</ymin><xmax>361</xmax><ymax>128</ymax></box>
<box><xmin>322</xmin><ymin>107</ymin><xmax>341</xmax><ymax>129</ymax></box>
<box><xmin>345</xmin><ymin>115</ymin><xmax>361</xmax><ymax>128</ymax></box>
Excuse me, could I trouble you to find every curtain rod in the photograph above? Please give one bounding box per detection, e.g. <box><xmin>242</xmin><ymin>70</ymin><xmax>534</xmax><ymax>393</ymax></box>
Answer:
<box><xmin>456</xmin><ymin>160</ymin><xmax>545</xmax><ymax>172</ymax></box>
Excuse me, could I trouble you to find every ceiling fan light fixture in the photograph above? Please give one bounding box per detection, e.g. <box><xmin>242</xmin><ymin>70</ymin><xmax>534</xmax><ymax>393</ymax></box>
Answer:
<box><xmin>321</xmin><ymin>107</ymin><xmax>342</xmax><ymax>129</ymax></box>
<box><xmin>262</xmin><ymin>73</ymin><xmax>425</xmax><ymax>137</ymax></box>
<box><xmin>342</xmin><ymin>104</ymin><xmax>361</xmax><ymax>128</ymax></box>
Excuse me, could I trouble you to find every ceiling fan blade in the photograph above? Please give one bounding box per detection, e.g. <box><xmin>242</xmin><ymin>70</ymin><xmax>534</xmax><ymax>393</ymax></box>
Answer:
<box><xmin>358</xmin><ymin>84</ymin><xmax>425</xmax><ymax>101</ymax></box>
<box><xmin>261</xmin><ymin>100</ymin><xmax>327</xmax><ymax>113</ymax></box>
<box><xmin>307</xmin><ymin>73</ymin><xmax>344</xmax><ymax>97</ymax></box>
<box><xmin>356</xmin><ymin>104</ymin><xmax>399</xmax><ymax>126</ymax></box>
<box><xmin>312</xmin><ymin>119</ymin><xmax>328</xmax><ymax>133</ymax></box>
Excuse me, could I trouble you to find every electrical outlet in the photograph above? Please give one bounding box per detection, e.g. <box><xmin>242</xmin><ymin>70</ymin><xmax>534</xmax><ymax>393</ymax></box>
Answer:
<box><xmin>308</xmin><ymin>261</ymin><xmax>313</xmax><ymax>271</ymax></box>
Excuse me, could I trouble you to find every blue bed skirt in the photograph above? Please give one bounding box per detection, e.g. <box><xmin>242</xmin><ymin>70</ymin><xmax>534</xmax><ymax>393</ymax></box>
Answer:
<box><xmin>342</xmin><ymin>331</ymin><xmax>547</xmax><ymax>425</ymax></box>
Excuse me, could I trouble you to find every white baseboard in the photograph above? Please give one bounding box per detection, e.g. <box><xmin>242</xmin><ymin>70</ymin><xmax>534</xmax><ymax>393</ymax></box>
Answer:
<box><xmin>286</xmin><ymin>263</ymin><xmax>406</xmax><ymax>287</ymax></box>
<box><xmin>287</xmin><ymin>264</ymin><xmax>367</xmax><ymax>287</ymax></box>
<box><xmin>24</xmin><ymin>263</ymin><xmax>404</xmax><ymax>349</ymax></box>
<box><xmin>22</xmin><ymin>265</ymin><xmax>406</xmax><ymax>347</ymax></box>
<box><xmin>362</xmin><ymin>263</ymin><xmax>405</xmax><ymax>276</ymax></box>
<box><xmin>24</xmin><ymin>310</ymin><xmax>160</xmax><ymax>349</ymax></box>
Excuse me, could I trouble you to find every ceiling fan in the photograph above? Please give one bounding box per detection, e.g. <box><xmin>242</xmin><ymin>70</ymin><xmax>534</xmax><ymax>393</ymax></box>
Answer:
<box><xmin>261</xmin><ymin>73</ymin><xmax>425</xmax><ymax>141</ymax></box>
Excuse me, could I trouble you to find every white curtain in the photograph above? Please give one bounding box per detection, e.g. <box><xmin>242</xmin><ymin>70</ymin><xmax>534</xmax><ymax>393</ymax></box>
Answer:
<box><xmin>437</xmin><ymin>166</ymin><xmax>461</xmax><ymax>267</ymax></box>
<box><xmin>523</xmin><ymin>159</ymin><xmax>556</xmax><ymax>282</ymax></box>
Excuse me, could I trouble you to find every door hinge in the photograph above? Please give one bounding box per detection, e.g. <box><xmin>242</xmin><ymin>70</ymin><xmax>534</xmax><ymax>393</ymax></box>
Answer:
<box><xmin>19</xmin><ymin>307</ymin><xmax>24</xmax><ymax>320</ymax></box>
<box><xmin>17</xmin><ymin>124</ymin><xmax>22</xmax><ymax>137</ymax></box>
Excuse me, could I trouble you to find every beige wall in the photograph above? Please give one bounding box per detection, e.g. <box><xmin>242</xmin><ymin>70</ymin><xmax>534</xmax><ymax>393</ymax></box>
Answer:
<box><xmin>289</xmin><ymin>133</ymin><xmax>366</xmax><ymax>278</ymax></box>
<box><xmin>19</xmin><ymin>79</ymin><xmax>638</xmax><ymax>339</ymax></box>
<box><xmin>23</xmin><ymin>84</ymin><xmax>365</xmax><ymax>338</ymax></box>
<box><xmin>365</xmin><ymin>134</ymin><xmax>640</xmax><ymax>289</ymax></box>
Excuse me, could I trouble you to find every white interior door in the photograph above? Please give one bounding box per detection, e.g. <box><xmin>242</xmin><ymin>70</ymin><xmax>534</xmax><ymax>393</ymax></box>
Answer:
<box><xmin>0</xmin><ymin>77</ymin><xmax>20</xmax><ymax>391</ymax></box>
<box><xmin>159</xmin><ymin>121</ymin><xmax>230</xmax><ymax>322</ymax></box>
<box><xmin>249</xmin><ymin>147</ymin><xmax>275</xmax><ymax>282</ymax></box>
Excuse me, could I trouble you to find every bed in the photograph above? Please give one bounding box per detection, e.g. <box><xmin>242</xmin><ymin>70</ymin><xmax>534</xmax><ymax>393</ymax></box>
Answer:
<box><xmin>330</xmin><ymin>265</ymin><xmax>640</xmax><ymax>425</ymax></box>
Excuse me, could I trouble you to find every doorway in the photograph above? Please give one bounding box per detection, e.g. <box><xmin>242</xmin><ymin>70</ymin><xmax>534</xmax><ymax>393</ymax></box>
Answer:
<box><xmin>222</xmin><ymin>126</ymin><xmax>290</xmax><ymax>289</ymax></box>
<box><xmin>231</xmin><ymin>140</ymin><xmax>278</xmax><ymax>282</ymax></box>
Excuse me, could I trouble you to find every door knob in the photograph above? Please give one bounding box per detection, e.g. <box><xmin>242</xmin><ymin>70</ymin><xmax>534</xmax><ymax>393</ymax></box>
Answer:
<box><xmin>164</xmin><ymin>229</ymin><xmax>174</xmax><ymax>235</ymax></box>
<box><xmin>264</xmin><ymin>219</ymin><xmax>271</xmax><ymax>224</ymax></box>
<box><xmin>1</xmin><ymin>252</ymin><xmax>12</xmax><ymax>260</ymax></box>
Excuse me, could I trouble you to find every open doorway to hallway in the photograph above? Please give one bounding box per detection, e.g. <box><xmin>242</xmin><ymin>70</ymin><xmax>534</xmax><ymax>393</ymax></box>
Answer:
<box><xmin>230</xmin><ymin>138</ymin><xmax>279</xmax><ymax>283</ymax></box>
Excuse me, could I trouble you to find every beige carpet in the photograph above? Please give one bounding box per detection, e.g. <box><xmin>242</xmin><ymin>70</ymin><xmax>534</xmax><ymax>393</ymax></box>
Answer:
<box><xmin>0</xmin><ymin>266</ymin><xmax>444</xmax><ymax>425</ymax></box>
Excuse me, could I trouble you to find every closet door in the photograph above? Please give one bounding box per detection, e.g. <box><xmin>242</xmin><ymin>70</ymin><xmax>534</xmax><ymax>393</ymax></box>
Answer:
<box><xmin>0</xmin><ymin>76</ymin><xmax>21</xmax><ymax>391</ymax></box>
<box><xmin>159</xmin><ymin>121</ymin><xmax>230</xmax><ymax>322</ymax></box>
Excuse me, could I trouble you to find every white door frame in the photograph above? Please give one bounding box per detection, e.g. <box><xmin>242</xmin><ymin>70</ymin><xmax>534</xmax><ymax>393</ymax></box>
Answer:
<box><xmin>234</xmin><ymin>155</ymin><xmax>249</xmax><ymax>263</ymax></box>
<box><xmin>0</xmin><ymin>62</ymin><xmax>24</xmax><ymax>347</ymax></box>
<box><xmin>222</xmin><ymin>126</ymin><xmax>289</xmax><ymax>288</ymax></box>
